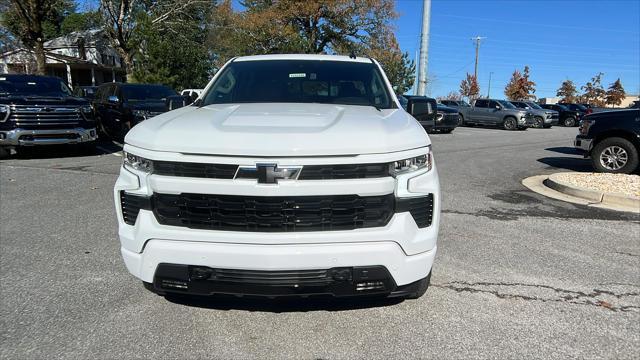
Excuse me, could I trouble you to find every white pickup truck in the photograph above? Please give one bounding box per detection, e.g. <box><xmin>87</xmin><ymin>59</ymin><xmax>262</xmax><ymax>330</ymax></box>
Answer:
<box><xmin>114</xmin><ymin>54</ymin><xmax>440</xmax><ymax>299</ymax></box>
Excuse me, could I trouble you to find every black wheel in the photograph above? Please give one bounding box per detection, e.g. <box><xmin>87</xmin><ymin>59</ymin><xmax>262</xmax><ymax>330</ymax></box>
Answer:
<box><xmin>440</xmin><ymin>128</ymin><xmax>454</xmax><ymax>134</ymax></box>
<box><xmin>563</xmin><ymin>116</ymin><xmax>576</xmax><ymax>127</ymax></box>
<box><xmin>457</xmin><ymin>114</ymin><xmax>464</xmax><ymax>126</ymax></box>
<box><xmin>405</xmin><ymin>271</ymin><xmax>432</xmax><ymax>300</ymax></box>
<box><xmin>503</xmin><ymin>116</ymin><xmax>518</xmax><ymax>130</ymax></box>
<box><xmin>534</xmin><ymin>116</ymin><xmax>544</xmax><ymax>128</ymax></box>
<box><xmin>591</xmin><ymin>137</ymin><xmax>639</xmax><ymax>174</ymax></box>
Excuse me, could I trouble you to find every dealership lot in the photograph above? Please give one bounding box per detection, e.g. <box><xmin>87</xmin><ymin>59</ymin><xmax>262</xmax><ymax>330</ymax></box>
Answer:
<box><xmin>1</xmin><ymin>126</ymin><xmax>638</xmax><ymax>359</ymax></box>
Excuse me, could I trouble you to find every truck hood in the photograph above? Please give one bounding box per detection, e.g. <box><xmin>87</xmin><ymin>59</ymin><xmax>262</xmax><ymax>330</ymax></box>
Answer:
<box><xmin>125</xmin><ymin>103</ymin><xmax>429</xmax><ymax>156</ymax></box>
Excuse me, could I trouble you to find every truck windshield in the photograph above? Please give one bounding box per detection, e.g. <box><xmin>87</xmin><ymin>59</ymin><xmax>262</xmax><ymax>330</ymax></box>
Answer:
<box><xmin>202</xmin><ymin>60</ymin><xmax>394</xmax><ymax>109</ymax></box>
<box><xmin>0</xmin><ymin>76</ymin><xmax>73</xmax><ymax>97</ymax></box>
<box><xmin>498</xmin><ymin>100</ymin><xmax>516</xmax><ymax>109</ymax></box>
<box><xmin>122</xmin><ymin>85</ymin><xmax>176</xmax><ymax>101</ymax></box>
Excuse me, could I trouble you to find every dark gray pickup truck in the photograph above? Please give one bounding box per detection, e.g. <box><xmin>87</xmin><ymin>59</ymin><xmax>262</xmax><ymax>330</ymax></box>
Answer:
<box><xmin>459</xmin><ymin>98</ymin><xmax>534</xmax><ymax>130</ymax></box>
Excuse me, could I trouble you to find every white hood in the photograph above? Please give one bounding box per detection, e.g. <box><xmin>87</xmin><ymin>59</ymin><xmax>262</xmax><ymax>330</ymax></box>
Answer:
<box><xmin>125</xmin><ymin>103</ymin><xmax>430</xmax><ymax>156</ymax></box>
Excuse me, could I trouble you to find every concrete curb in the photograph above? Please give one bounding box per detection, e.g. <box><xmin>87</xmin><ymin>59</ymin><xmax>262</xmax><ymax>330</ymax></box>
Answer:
<box><xmin>522</xmin><ymin>174</ymin><xmax>640</xmax><ymax>213</ymax></box>
<box><xmin>546</xmin><ymin>173</ymin><xmax>640</xmax><ymax>210</ymax></box>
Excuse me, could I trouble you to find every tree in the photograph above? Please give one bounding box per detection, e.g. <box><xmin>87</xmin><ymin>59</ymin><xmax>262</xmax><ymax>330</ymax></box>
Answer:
<box><xmin>100</xmin><ymin>0</ymin><xmax>210</xmax><ymax>79</ymax></box>
<box><xmin>2</xmin><ymin>0</ymin><xmax>74</xmax><ymax>74</ymax></box>
<box><xmin>605</xmin><ymin>78</ymin><xmax>626</xmax><ymax>107</ymax></box>
<box><xmin>504</xmin><ymin>65</ymin><xmax>536</xmax><ymax>101</ymax></box>
<box><xmin>364</xmin><ymin>32</ymin><xmax>415</xmax><ymax>94</ymax></box>
<box><xmin>556</xmin><ymin>80</ymin><xmax>578</xmax><ymax>103</ymax></box>
<box><xmin>443</xmin><ymin>91</ymin><xmax>462</xmax><ymax>101</ymax></box>
<box><xmin>459</xmin><ymin>73</ymin><xmax>479</xmax><ymax>101</ymax></box>
<box><xmin>580</xmin><ymin>72</ymin><xmax>606</xmax><ymax>106</ymax></box>
<box><xmin>208</xmin><ymin>0</ymin><xmax>397</xmax><ymax>66</ymax></box>
<box><xmin>132</xmin><ymin>1</ymin><xmax>214</xmax><ymax>89</ymax></box>
<box><xmin>60</xmin><ymin>11</ymin><xmax>101</xmax><ymax>35</ymax></box>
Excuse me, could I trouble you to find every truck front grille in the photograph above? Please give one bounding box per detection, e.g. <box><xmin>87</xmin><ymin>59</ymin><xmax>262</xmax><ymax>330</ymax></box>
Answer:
<box><xmin>9</xmin><ymin>105</ymin><xmax>82</xmax><ymax>127</ymax></box>
<box><xmin>153</xmin><ymin>193</ymin><xmax>395</xmax><ymax>232</ymax></box>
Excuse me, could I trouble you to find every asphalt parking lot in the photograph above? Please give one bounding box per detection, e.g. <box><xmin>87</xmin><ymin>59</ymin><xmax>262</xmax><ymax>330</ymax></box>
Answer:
<box><xmin>1</xmin><ymin>126</ymin><xmax>638</xmax><ymax>359</ymax></box>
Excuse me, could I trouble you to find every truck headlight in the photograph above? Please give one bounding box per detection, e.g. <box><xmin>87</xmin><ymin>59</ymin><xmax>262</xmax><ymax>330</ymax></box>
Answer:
<box><xmin>123</xmin><ymin>151</ymin><xmax>154</xmax><ymax>173</ymax></box>
<box><xmin>389</xmin><ymin>149</ymin><xmax>432</xmax><ymax>176</ymax></box>
<box><xmin>0</xmin><ymin>104</ymin><xmax>9</xmax><ymax>122</ymax></box>
<box><xmin>78</xmin><ymin>105</ymin><xmax>94</xmax><ymax>120</ymax></box>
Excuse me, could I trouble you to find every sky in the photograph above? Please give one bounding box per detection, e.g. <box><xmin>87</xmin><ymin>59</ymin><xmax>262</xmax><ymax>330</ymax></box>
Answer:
<box><xmin>395</xmin><ymin>0</ymin><xmax>640</xmax><ymax>98</ymax></box>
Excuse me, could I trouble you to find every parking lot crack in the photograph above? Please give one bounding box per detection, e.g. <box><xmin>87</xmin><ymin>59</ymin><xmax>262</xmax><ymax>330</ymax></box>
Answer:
<box><xmin>433</xmin><ymin>281</ymin><xmax>640</xmax><ymax>312</ymax></box>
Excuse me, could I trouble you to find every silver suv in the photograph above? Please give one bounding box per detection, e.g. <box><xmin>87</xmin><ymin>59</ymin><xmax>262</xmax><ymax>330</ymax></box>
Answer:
<box><xmin>510</xmin><ymin>101</ymin><xmax>558</xmax><ymax>128</ymax></box>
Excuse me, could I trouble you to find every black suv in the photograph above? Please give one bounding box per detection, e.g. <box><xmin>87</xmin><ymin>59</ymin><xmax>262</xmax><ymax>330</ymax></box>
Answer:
<box><xmin>540</xmin><ymin>103</ymin><xmax>582</xmax><ymax>126</ymax></box>
<box><xmin>93</xmin><ymin>83</ymin><xmax>178</xmax><ymax>140</ymax></box>
<box><xmin>575</xmin><ymin>109</ymin><xmax>640</xmax><ymax>173</ymax></box>
<box><xmin>0</xmin><ymin>74</ymin><xmax>97</xmax><ymax>157</ymax></box>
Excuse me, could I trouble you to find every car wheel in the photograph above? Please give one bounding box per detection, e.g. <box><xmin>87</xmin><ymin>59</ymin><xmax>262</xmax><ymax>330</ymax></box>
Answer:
<box><xmin>458</xmin><ymin>114</ymin><xmax>464</xmax><ymax>126</ymax></box>
<box><xmin>591</xmin><ymin>137</ymin><xmax>639</xmax><ymax>174</ymax></box>
<box><xmin>503</xmin><ymin>117</ymin><xmax>517</xmax><ymax>130</ymax></box>
<box><xmin>404</xmin><ymin>271</ymin><xmax>432</xmax><ymax>300</ymax></box>
<box><xmin>534</xmin><ymin>116</ymin><xmax>544</xmax><ymax>128</ymax></box>
<box><xmin>563</xmin><ymin>116</ymin><xmax>576</xmax><ymax>127</ymax></box>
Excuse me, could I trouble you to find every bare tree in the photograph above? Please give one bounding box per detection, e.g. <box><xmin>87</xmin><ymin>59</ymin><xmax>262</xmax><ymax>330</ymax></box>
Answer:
<box><xmin>8</xmin><ymin>0</ymin><xmax>57</xmax><ymax>74</ymax></box>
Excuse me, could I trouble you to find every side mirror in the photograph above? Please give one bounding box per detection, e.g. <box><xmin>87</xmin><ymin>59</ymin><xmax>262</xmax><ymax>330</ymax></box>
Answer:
<box><xmin>107</xmin><ymin>95</ymin><xmax>119</xmax><ymax>104</ymax></box>
<box><xmin>495</xmin><ymin>104</ymin><xmax>501</xmax><ymax>109</ymax></box>
<box><xmin>407</xmin><ymin>98</ymin><xmax>435</xmax><ymax>117</ymax></box>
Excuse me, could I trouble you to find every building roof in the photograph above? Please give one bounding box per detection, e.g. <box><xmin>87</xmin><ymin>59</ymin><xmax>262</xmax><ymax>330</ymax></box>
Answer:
<box><xmin>44</xmin><ymin>29</ymin><xmax>104</xmax><ymax>48</ymax></box>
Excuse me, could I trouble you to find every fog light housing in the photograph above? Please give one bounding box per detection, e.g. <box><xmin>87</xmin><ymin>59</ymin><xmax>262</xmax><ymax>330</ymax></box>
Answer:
<box><xmin>190</xmin><ymin>267</ymin><xmax>213</xmax><ymax>280</ymax></box>
<box><xmin>355</xmin><ymin>281</ymin><xmax>386</xmax><ymax>291</ymax></box>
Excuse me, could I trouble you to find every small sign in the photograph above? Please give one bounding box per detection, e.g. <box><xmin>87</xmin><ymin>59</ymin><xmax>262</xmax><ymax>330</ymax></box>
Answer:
<box><xmin>289</xmin><ymin>73</ymin><xmax>306</xmax><ymax>78</ymax></box>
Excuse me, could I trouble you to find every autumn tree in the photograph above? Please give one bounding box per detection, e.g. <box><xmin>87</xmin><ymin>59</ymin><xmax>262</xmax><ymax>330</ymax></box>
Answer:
<box><xmin>504</xmin><ymin>65</ymin><xmax>536</xmax><ymax>101</ymax></box>
<box><xmin>2</xmin><ymin>0</ymin><xmax>74</xmax><ymax>74</ymax></box>
<box><xmin>556</xmin><ymin>80</ymin><xmax>578</xmax><ymax>103</ymax></box>
<box><xmin>443</xmin><ymin>91</ymin><xmax>462</xmax><ymax>101</ymax></box>
<box><xmin>459</xmin><ymin>73</ymin><xmax>479</xmax><ymax>101</ymax></box>
<box><xmin>581</xmin><ymin>72</ymin><xmax>606</xmax><ymax>106</ymax></box>
<box><xmin>605</xmin><ymin>78</ymin><xmax>626</xmax><ymax>107</ymax></box>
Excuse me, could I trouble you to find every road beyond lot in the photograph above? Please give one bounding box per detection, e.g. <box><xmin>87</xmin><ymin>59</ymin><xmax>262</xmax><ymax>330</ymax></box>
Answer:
<box><xmin>1</xmin><ymin>126</ymin><xmax>639</xmax><ymax>359</ymax></box>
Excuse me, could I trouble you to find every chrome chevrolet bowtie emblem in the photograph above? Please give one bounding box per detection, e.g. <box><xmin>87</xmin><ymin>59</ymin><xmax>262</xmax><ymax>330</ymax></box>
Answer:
<box><xmin>235</xmin><ymin>164</ymin><xmax>302</xmax><ymax>184</ymax></box>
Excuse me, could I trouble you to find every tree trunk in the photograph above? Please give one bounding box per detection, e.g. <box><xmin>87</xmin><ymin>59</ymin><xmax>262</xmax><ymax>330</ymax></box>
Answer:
<box><xmin>121</xmin><ymin>52</ymin><xmax>134</xmax><ymax>82</ymax></box>
<box><xmin>34</xmin><ymin>39</ymin><xmax>46</xmax><ymax>75</ymax></box>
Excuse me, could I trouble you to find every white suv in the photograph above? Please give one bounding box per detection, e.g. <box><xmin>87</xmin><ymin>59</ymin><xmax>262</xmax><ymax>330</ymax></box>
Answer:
<box><xmin>114</xmin><ymin>54</ymin><xmax>440</xmax><ymax>299</ymax></box>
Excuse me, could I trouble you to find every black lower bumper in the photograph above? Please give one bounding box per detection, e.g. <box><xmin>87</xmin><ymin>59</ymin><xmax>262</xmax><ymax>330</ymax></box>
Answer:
<box><xmin>151</xmin><ymin>263</ymin><xmax>419</xmax><ymax>298</ymax></box>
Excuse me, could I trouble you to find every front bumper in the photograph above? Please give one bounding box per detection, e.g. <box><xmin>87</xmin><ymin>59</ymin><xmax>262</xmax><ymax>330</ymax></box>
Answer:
<box><xmin>0</xmin><ymin>127</ymin><xmax>97</xmax><ymax>146</ymax></box>
<box><xmin>574</xmin><ymin>136</ymin><xmax>593</xmax><ymax>154</ymax></box>
<box><xmin>114</xmin><ymin>146</ymin><xmax>441</xmax><ymax>291</ymax></box>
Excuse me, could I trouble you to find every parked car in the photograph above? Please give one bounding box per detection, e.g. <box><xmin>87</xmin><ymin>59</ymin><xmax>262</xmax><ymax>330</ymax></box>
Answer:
<box><xmin>0</xmin><ymin>74</ymin><xmax>97</xmax><ymax>158</ymax></box>
<box><xmin>115</xmin><ymin>54</ymin><xmax>441</xmax><ymax>300</ymax></box>
<box><xmin>93</xmin><ymin>83</ymin><xmax>178</xmax><ymax>140</ymax></box>
<box><xmin>629</xmin><ymin>100</ymin><xmax>639</xmax><ymax>109</ymax></box>
<box><xmin>458</xmin><ymin>98</ymin><xmax>534</xmax><ymax>130</ymax></box>
<box><xmin>434</xmin><ymin>103</ymin><xmax>459</xmax><ymax>133</ymax></box>
<box><xmin>510</xmin><ymin>100</ymin><xmax>558</xmax><ymax>128</ymax></box>
<box><xmin>73</xmin><ymin>86</ymin><xmax>98</xmax><ymax>100</ymax></box>
<box><xmin>575</xmin><ymin>109</ymin><xmax>640</xmax><ymax>173</ymax></box>
<box><xmin>540</xmin><ymin>103</ymin><xmax>582</xmax><ymax>127</ymax></box>
<box><xmin>438</xmin><ymin>99</ymin><xmax>470</xmax><ymax>126</ymax></box>
<box><xmin>561</xmin><ymin>103</ymin><xmax>592</xmax><ymax>116</ymax></box>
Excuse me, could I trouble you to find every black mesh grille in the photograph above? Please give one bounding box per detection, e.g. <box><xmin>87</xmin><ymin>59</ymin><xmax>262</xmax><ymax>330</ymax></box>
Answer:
<box><xmin>153</xmin><ymin>193</ymin><xmax>395</xmax><ymax>232</ymax></box>
<box><xmin>396</xmin><ymin>194</ymin><xmax>434</xmax><ymax>228</ymax></box>
<box><xmin>298</xmin><ymin>163</ymin><xmax>389</xmax><ymax>180</ymax></box>
<box><xmin>213</xmin><ymin>268</ymin><xmax>332</xmax><ymax>285</ymax></box>
<box><xmin>153</xmin><ymin>161</ymin><xmax>238</xmax><ymax>179</ymax></box>
<box><xmin>120</xmin><ymin>192</ymin><xmax>152</xmax><ymax>225</ymax></box>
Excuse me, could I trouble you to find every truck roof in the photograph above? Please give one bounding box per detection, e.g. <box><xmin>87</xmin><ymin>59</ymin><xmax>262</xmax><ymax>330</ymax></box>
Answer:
<box><xmin>233</xmin><ymin>54</ymin><xmax>374</xmax><ymax>64</ymax></box>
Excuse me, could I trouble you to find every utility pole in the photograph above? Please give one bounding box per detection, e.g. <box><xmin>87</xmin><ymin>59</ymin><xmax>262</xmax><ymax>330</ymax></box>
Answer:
<box><xmin>487</xmin><ymin>72</ymin><xmax>493</xmax><ymax>98</ymax></box>
<box><xmin>471</xmin><ymin>36</ymin><xmax>485</xmax><ymax>79</ymax></box>
<box><xmin>417</xmin><ymin>0</ymin><xmax>431</xmax><ymax>96</ymax></box>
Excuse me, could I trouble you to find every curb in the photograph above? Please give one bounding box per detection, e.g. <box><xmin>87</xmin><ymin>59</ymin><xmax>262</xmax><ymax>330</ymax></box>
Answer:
<box><xmin>522</xmin><ymin>174</ymin><xmax>640</xmax><ymax>213</ymax></box>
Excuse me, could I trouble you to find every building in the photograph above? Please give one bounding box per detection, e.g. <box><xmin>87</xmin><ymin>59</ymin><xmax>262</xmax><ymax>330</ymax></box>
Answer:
<box><xmin>538</xmin><ymin>94</ymin><xmax>639</xmax><ymax>108</ymax></box>
<box><xmin>0</xmin><ymin>29</ymin><xmax>126</xmax><ymax>88</ymax></box>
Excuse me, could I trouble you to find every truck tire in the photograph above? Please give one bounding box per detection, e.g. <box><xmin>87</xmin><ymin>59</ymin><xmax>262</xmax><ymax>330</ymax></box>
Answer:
<box><xmin>404</xmin><ymin>271</ymin><xmax>432</xmax><ymax>299</ymax></box>
<box><xmin>562</xmin><ymin>116</ymin><xmax>576</xmax><ymax>127</ymax></box>
<box><xmin>458</xmin><ymin>114</ymin><xmax>464</xmax><ymax>126</ymax></box>
<box><xmin>591</xmin><ymin>137</ymin><xmax>639</xmax><ymax>174</ymax></box>
<box><xmin>534</xmin><ymin>116</ymin><xmax>544</xmax><ymax>128</ymax></box>
<box><xmin>503</xmin><ymin>116</ymin><xmax>518</xmax><ymax>130</ymax></box>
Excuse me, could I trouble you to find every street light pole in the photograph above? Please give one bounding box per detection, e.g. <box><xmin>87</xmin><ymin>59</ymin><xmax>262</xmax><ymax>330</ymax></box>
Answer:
<box><xmin>417</xmin><ymin>0</ymin><xmax>431</xmax><ymax>96</ymax></box>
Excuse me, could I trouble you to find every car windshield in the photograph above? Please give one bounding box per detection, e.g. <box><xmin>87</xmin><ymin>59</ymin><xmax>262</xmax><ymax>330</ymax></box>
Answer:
<box><xmin>572</xmin><ymin>104</ymin><xmax>588</xmax><ymax>111</ymax></box>
<box><xmin>459</xmin><ymin>100</ymin><xmax>470</xmax><ymax>107</ymax></box>
<box><xmin>511</xmin><ymin>102</ymin><xmax>527</xmax><ymax>109</ymax></box>
<box><xmin>122</xmin><ymin>85</ymin><xmax>176</xmax><ymax>101</ymax></box>
<box><xmin>0</xmin><ymin>76</ymin><xmax>73</xmax><ymax>96</ymax></box>
<box><xmin>526</xmin><ymin>102</ymin><xmax>543</xmax><ymax>109</ymax></box>
<box><xmin>556</xmin><ymin>104</ymin><xmax>569</xmax><ymax>111</ymax></box>
<box><xmin>498</xmin><ymin>100</ymin><xmax>516</xmax><ymax>109</ymax></box>
<box><xmin>202</xmin><ymin>60</ymin><xmax>394</xmax><ymax>109</ymax></box>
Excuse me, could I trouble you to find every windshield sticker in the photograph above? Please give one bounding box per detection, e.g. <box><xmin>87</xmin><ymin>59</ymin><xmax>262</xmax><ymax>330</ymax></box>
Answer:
<box><xmin>27</xmin><ymin>82</ymin><xmax>36</xmax><ymax>85</ymax></box>
<box><xmin>0</xmin><ymin>77</ymin><xmax>5</xmax><ymax>81</ymax></box>
<box><xmin>289</xmin><ymin>73</ymin><xmax>306</xmax><ymax>78</ymax></box>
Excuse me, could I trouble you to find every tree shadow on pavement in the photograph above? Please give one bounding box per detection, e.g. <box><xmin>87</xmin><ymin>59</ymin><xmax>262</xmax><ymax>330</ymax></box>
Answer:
<box><xmin>163</xmin><ymin>293</ymin><xmax>404</xmax><ymax>313</ymax></box>
<box><xmin>537</xmin><ymin>157</ymin><xmax>592</xmax><ymax>172</ymax></box>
